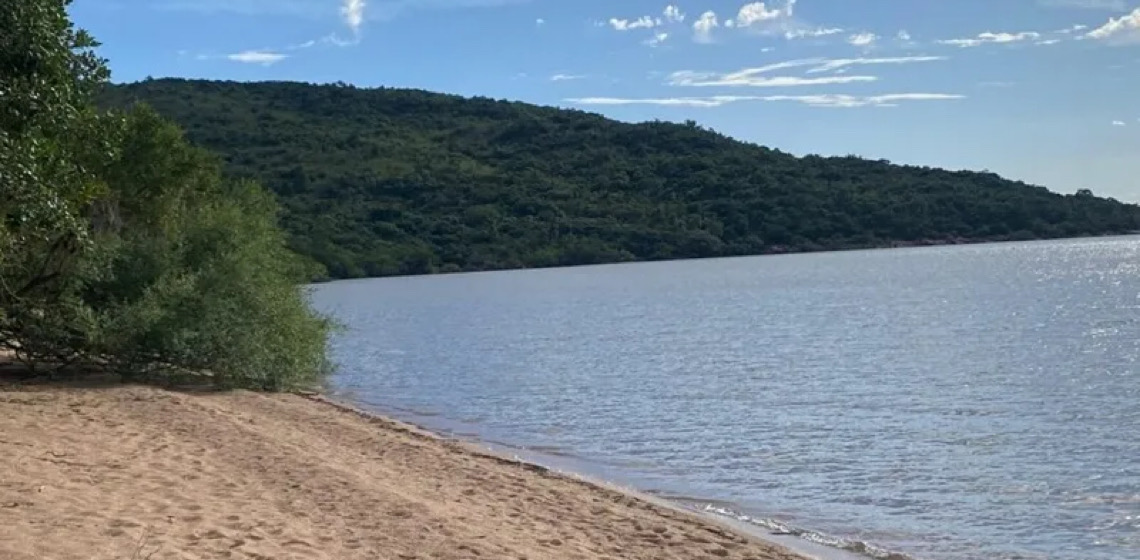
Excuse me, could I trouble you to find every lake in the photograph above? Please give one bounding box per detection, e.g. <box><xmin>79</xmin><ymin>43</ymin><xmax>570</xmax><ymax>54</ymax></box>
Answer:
<box><xmin>311</xmin><ymin>236</ymin><xmax>1140</xmax><ymax>560</ymax></box>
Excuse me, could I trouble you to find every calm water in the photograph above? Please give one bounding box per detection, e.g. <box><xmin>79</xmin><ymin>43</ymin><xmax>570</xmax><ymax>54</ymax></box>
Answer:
<box><xmin>311</xmin><ymin>237</ymin><xmax>1140</xmax><ymax>560</ymax></box>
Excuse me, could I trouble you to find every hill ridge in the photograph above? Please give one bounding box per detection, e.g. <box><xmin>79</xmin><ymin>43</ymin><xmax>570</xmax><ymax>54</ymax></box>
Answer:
<box><xmin>100</xmin><ymin>78</ymin><xmax>1140</xmax><ymax>279</ymax></box>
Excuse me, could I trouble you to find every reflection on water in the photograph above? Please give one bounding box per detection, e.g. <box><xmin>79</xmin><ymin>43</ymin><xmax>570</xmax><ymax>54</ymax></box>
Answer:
<box><xmin>313</xmin><ymin>236</ymin><xmax>1140</xmax><ymax>560</ymax></box>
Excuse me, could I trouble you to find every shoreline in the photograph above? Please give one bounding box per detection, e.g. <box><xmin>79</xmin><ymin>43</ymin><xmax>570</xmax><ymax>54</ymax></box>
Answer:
<box><xmin>309</xmin><ymin>232</ymin><xmax>1140</xmax><ymax>283</ymax></box>
<box><xmin>332</xmin><ymin>395</ymin><xmax>879</xmax><ymax>560</ymax></box>
<box><xmin>311</xmin><ymin>394</ymin><xmax>871</xmax><ymax>560</ymax></box>
<box><xmin>1</xmin><ymin>380</ymin><xmax>840</xmax><ymax>560</ymax></box>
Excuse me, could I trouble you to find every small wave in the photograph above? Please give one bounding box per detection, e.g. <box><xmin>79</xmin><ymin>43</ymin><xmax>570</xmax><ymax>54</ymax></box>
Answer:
<box><xmin>696</xmin><ymin>503</ymin><xmax>918</xmax><ymax>560</ymax></box>
<box><xmin>1062</xmin><ymin>493</ymin><xmax>1140</xmax><ymax>505</ymax></box>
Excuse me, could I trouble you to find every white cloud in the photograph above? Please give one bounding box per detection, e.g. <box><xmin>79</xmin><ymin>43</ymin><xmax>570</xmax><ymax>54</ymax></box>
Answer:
<box><xmin>1036</xmin><ymin>38</ymin><xmax>1062</xmax><ymax>45</ymax></box>
<box><xmin>550</xmin><ymin>74</ymin><xmax>585</xmax><ymax>81</ymax></box>
<box><xmin>1040</xmin><ymin>0</ymin><xmax>1127</xmax><ymax>10</ymax></box>
<box><xmin>1058</xmin><ymin>24</ymin><xmax>1089</xmax><ymax>33</ymax></box>
<box><xmin>1112</xmin><ymin>120</ymin><xmax>1127</xmax><ymax>126</ymax></box>
<box><xmin>536</xmin><ymin>18</ymin><xmax>545</xmax><ymax>26</ymax></box>
<box><xmin>227</xmin><ymin>50</ymin><xmax>288</xmax><ymax>65</ymax></box>
<box><xmin>286</xmin><ymin>32</ymin><xmax>359</xmax><ymax>49</ymax></box>
<box><xmin>669</xmin><ymin>70</ymin><xmax>877</xmax><ymax>87</ymax></box>
<box><xmin>693</xmin><ymin>11</ymin><xmax>719</xmax><ymax>43</ymax></box>
<box><xmin>732</xmin><ymin>2</ymin><xmax>784</xmax><ymax>27</ymax></box>
<box><xmin>1086</xmin><ymin>7</ymin><xmax>1140</xmax><ymax>44</ymax></box>
<box><xmin>804</xmin><ymin>55</ymin><xmax>947</xmax><ymax>73</ymax></box>
<box><xmin>897</xmin><ymin>30</ymin><xmax>912</xmax><ymax>41</ymax></box>
<box><xmin>784</xmin><ymin>27</ymin><xmax>843</xmax><ymax>39</ymax></box>
<box><xmin>848</xmin><ymin>32</ymin><xmax>878</xmax><ymax>47</ymax></box>
<box><xmin>663</xmin><ymin>5</ymin><xmax>685</xmax><ymax>23</ymax></box>
<box><xmin>610</xmin><ymin>15</ymin><xmax>657</xmax><ymax>31</ymax></box>
<box><xmin>342</xmin><ymin>0</ymin><xmax>366</xmax><ymax>35</ymax></box>
<box><xmin>567</xmin><ymin>92</ymin><xmax>963</xmax><ymax>108</ymax></box>
<box><xmin>938</xmin><ymin>31</ymin><xmax>1041</xmax><ymax>47</ymax></box>
<box><xmin>726</xmin><ymin>0</ymin><xmax>799</xmax><ymax>32</ymax></box>
<box><xmin>666</xmin><ymin>56</ymin><xmax>946</xmax><ymax>89</ymax></box>
<box><xmin>568</xmin><ymin>96</ymin><xmax>762</xmax><ymax>107</ymax></box>
<box><xmin>762</xmin><ymin>93</ymin><xmax>965</xmax><ymax>107</ymax></box>
<box><xmin>645</xmin><ymin>31</ymin><xmax>670</xmax><ymax>47</ymax></box>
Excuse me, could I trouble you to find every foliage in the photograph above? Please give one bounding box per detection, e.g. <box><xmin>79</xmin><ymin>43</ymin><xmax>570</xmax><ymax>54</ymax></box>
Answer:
<box><xmin>99</xmin><ymin>79</ymin><xmax>1140</xmax><ymax>280</ymax></box>
<box><xmin>1</xmin><ymin>0</ymin><xmax>113</xmax><ymax>365</ymax></box>
<box><xmin>1</xmin><ymin>3</ymin><xmax>331</xmax><ymax>390</ymax></box>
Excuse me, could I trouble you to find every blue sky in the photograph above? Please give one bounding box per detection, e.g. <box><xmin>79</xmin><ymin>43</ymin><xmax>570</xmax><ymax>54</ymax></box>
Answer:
<box><xmin>72</xmin><ymin>0</ymin><xmax>1140</xmax><ymax>201</ymax></box>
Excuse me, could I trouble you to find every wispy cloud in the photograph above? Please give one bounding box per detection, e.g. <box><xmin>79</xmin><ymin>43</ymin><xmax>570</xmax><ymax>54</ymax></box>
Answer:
<box><xmin>227</xmin><ymin>50</ymin><xmax>289</xmax><ymax>65</ymax></box>
<box><xmin>1086</xmin><ymin>7</ymin><xmax>1140</xmax><ymax>44</ymax></box>
<box><xmin>784</xmin><ymin>27</ymin><xmax>843</xmax><ymax>39</ymax></box>
<box><xmin>645</xmin><ymin>31</ymin><xmax>670</xmax><ymax>47</ymax></box>
<box><xmin>669</xmin><ymin>71</ymin><xmax>876</xmax><ymax>87</ymax></box>
<box><xmin>802</xmin><ymin>55</ymin><xmax>947</xmax><ymax>73</ymax></box>
<box><xmin>536</xmin><ymin>18</ymin><xmax>544</xmax><ymax>26</ymax></box>
<box><xmin>567</xmin><ymin>92</ymin><xmax>964</xmax><ymax>108</ymax></box>
<box><xmin>568</xmin><ymin>96</ymin><xmax>763</xmax><ymax>108</ymax></box>
<box><xmin>848</xmin><ymin>32</ymin><xmax>878</xmax><ymax>47</ymax></box>
<box><xmin>897</xmin><ymin>30</ymin><xmax>912</xmax><ymax>41</ymax></box>
<box><xmin>1057</xmin><ymin>23</ymin><xmax>1089</xmax><ymax>33</ymax></box>
<box><xmin>938</xmin><ymin>31</ymin><xmax>1042</xmax><ymax>47</ymax></box>
<box><xmin>1112</xmin><ymin>120</ymin><xmax>1127</xmax><ymax>126</ymax></box>
<box><xmin>667</xmin><ymin>56</ymin><xmax>947</xmax><ymax>88</ymax></box>
<box><xmin>550</xmin><ymin>74</ymin><xmax>586</xmax><ymax>81</ymax></box>
<box><xmin>1040</xmin><ymin>0</ymin><xmax>1127</xmax><ymax>10</ymax></box>
<box><xmin>1036</xmin><ymin>38</ymin><xmax>1063</xmax><ymax>45</ymax></box>
<box><xmin>763</xmin><ymin>93</ymin><xmax>965</xmax><ymax>107</ymax></box>
<box><xmin>693</xmin><ymin>11</ymin><xmax>719</xmax><ymax>43</ymax></box>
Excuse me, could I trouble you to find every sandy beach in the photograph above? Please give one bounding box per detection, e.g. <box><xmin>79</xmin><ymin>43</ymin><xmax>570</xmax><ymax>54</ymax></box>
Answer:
<box><xmin>0</xmin><ymin>378</ymin><xmax>812</xmax><ymax>560</ymax></box>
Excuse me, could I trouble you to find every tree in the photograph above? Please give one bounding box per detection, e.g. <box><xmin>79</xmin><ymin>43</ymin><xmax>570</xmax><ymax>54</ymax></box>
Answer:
<box><xmin>0</xmin><ymin>0</ymin><xmax>114</xmax><ymax>365</ymax></box>
<box><xmin>97</xmin><ymin>79</ymin><xmax>1140</xmax><ymax>279</ymax></box>
<box><xmin>1</xmin><ymin>1</ymin><xmax>332</xmax><ymax>390</ymax></box>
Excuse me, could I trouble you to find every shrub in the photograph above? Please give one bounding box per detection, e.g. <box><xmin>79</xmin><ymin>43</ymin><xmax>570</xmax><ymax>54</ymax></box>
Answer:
<box><xmin>1</xmin><ymin>1</ymin><xmax>332</xmax><ymax>390</ymax></box>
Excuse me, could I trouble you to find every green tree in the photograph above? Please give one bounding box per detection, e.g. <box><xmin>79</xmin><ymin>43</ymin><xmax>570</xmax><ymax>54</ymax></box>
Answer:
<box><xmin>98</xmin><ymin>79</ymin><xmax>1140</xmax><ymax>279</ymax></box>
<box><xmin>0</xmin><ymin>0</ymin><xmax>114</xmax><ymax>364</ymax></box>
<box><xmin>2</xmin><ymin>2</ymin><xmax>332</xmax><ymax>390</ymax></box>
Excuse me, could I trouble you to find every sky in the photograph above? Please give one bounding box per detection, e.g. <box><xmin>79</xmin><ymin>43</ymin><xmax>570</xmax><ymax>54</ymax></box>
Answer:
<box><xmin>71</xmin><ymin>0</ymin><xmax>1140</xmax><ymax>201</ymax></box>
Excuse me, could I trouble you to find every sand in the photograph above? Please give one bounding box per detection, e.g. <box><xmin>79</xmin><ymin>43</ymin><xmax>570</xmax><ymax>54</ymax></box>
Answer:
<box><xmin>0</xmin><ymin>380</ymin><xmax>812</xmax><ymax>560</ymax></box>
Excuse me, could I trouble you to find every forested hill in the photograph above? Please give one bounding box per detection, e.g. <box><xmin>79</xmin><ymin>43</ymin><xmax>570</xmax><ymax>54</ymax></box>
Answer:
<box><xmin>101</xmin><ymin>79</ymin><xmax>1140</xmax><ymax>279</ymax></box>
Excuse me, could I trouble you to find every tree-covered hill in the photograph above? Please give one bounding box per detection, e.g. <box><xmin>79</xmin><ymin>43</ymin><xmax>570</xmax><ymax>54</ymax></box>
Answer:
<box><xmin>100</xmin><ymin>79</ymin><xmax>1140</xmax><ymax>279</ymax></box>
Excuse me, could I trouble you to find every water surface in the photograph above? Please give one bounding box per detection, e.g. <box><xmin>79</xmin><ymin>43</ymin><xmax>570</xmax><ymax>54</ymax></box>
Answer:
<box><xmin>312</xmin><ymin>237</ymin><xmax>1140</xmax><ymax>560</ymax></box>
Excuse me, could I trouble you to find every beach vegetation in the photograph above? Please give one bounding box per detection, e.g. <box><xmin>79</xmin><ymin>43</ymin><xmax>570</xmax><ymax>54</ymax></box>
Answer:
<box><xmin>0</xmin><ymin>0</ymin><xmax>332</xmax><ymax>390</ymax></box>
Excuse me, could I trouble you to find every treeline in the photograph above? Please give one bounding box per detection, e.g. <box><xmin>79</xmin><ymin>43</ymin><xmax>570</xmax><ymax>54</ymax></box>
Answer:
<box><xmin>99</xmin><ymin>79</ymin><xmax>1140</xmax><ymax>280</ymax></box>
<box><xmin>1</xmin><ymin>1</ymin><xmax>330</xmax><ymax>389</ymax></box>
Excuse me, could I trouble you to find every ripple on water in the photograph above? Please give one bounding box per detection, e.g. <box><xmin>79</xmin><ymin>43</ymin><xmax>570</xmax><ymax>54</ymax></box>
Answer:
<box><xmin>314</xmin><ymin>236</ymin><xmax>1140</xmax><ymax>560</ymax></box>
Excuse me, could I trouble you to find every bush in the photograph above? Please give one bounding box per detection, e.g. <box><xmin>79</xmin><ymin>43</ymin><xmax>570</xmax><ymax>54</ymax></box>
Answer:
<box><xmin>1</xmin><ymin>1</ymin><xmax>332</xmax><ymax>390</ymax></box>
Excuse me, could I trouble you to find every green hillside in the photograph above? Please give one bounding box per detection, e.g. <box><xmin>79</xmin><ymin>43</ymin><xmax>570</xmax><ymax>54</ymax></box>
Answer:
<box><xmin>100</xmin><ymin>79</ymin><xmax>1140</xmax><ymax>279</ymax></box>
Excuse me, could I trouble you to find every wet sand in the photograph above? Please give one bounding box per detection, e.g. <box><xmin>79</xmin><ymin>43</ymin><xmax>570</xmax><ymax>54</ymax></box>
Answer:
<box><xmin>0</xmin><ymin>380</ymin><xmax>816</xmax><ymax>560</ymax></box>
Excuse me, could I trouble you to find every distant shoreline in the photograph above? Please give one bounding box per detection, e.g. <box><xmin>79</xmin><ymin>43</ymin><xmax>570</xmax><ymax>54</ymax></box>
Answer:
<box><xmin>0</xmin><ymin>379</ymin><xmax>832</xmax><ymax>560</ymax></box>
<box><xmin>312</xmin><ymin>232</ymin><xmax>1140</xmax><ymax>283</ymax></box>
